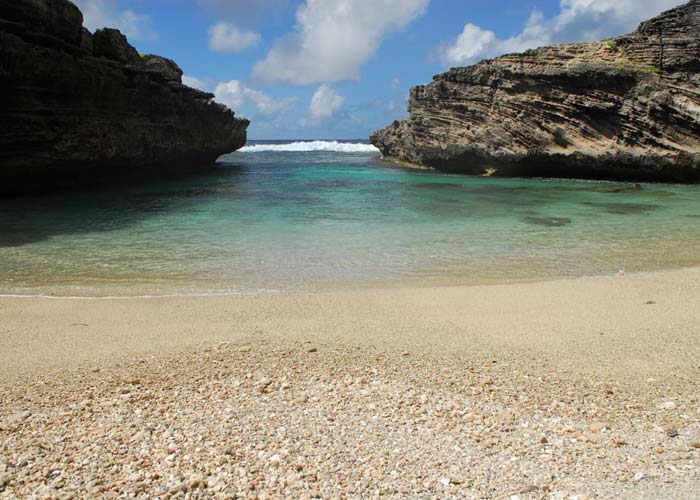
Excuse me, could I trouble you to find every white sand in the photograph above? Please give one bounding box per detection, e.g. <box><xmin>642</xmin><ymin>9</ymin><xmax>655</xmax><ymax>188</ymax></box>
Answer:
<box><xmin>1</xmin><ymin>269</ymin><xmax>699</xmax><ymax>497</ymax></box>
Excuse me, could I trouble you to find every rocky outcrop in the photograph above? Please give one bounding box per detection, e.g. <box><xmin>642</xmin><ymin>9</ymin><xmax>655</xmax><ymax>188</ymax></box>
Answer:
<box><xmin>371</xmin><ymin>1</ymin><xmax>700</xmax><ymax>182</ymax></box>
<box><xmin>0</xmin><ymin>0</ymin><xmax>249</xmax><ymax>193</ymax></box>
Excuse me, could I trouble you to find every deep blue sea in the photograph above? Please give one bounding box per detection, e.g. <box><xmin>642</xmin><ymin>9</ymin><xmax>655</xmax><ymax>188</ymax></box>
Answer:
<box><xmin>2</xmin><ymin>140</ymin><xmax>700</xmax><ymax>296</ymax></box>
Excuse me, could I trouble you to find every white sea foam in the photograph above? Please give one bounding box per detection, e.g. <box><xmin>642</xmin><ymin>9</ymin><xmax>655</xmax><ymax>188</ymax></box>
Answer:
<box><xmin>238</xmin><ymin>140</ymin><xmax>380</xmax><ymax>153</ymax></box>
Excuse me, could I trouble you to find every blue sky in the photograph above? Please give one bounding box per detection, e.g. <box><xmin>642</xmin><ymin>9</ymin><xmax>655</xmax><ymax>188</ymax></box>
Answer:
<box><xmin>74</xmin><ymin>0</ymin><xmax>684</xmax><ymax>140</ymax></box>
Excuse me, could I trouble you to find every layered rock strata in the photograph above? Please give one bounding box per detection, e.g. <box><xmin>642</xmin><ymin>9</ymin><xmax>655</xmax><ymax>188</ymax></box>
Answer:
<box><xmin>0</xmin><ymin>0</ymin><xmax>249</xmax><ymax>193</ymax></box>
<box><xmin>371</xmin><ymin>1</ymin><xmax>700</xmax><ymax>182</ymax></box>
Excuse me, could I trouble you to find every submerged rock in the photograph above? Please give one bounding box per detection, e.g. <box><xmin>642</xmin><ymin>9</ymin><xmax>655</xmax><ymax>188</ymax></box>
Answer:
<box><xmin>584</xmin><ymin>203</ymin><xmax>659</xmax><ymax>215</ymax></box>
<box><xmin>0</xmin><ymin>0</ymin><xmax>249</xmax><ymax>193</ymax></box>
<box><xmin>371</xmin><ymin>1</ymin><xmax>700</xmax><ymax>183</ymax></box>
<box><xmin>593</xmin><ymin>184</ymin><xmax>643</xmax><ymax>194</ymax></box>
<box><xmin>521</xmin><ymin>216</ymin><xmax>572</xmax><ymax>227</ymax></box>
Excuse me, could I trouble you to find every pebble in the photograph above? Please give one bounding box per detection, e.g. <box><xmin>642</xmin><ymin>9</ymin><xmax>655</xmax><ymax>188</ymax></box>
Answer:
<box><xmin>3</xmin><ymin>411</ymin><xmax>30</xmax><ymax>424</ymax></box>
<box><xmin>1</xmin><ymin>343</ymin><xmax>698</xmax><ymax>499</ymax></box>
<box><xmin>0</xmin><ymin>472</ymin><xmax>15</xmax><ymax>487</ymax></box>
<box><xmin>589</xmin><ymin>422</ymin><xmax>609</xmax><ymax>433</ymax></box>
<box><xmin>656</xmin><ymin>401</ymin><xmax>676</xmax><ymax>410</ymax></box>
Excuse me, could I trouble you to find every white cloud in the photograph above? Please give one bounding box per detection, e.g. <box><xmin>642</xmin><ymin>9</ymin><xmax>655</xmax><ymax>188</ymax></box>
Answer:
<box><xmin>252</xmin><ymin>0</ymin><xmax>429</xmax><ymax>85</ymax></box>
<box><xmin>309</xmin><ymin>85</ymin><xmax>344</xmax><ymax>120</ymax></box>
<box><xmin>441</xmin><ymin>0</ymin><xmax>685</xmax><ymax>66</ymax></box>
<box><xmin>443</xmin><ymin>23</ymin><xmax>496</xmax><ymax>65</ymax></box>
<box><xmin>182</xmin><ymin>75</ymin><xmax>208</xmax><ymax>91</ymax></box>
<box><xmin>214</xmin><ymin>80</ymin><xmax>298</xmax><ymax>116</ymax></box>
<box><xmin>208</xmin><ymin>22</ymin><xmax>261</xmax><ymax>53</ymax></box>
<box><xmin>74</xmin><ymin>0</ymin><xmax>157</xmax><ymax>41</ymax></box>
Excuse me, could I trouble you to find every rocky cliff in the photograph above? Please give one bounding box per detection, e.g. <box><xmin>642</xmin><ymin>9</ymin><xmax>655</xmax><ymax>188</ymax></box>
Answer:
<box><xmin>0</xmin><ymin>0</ymin><xmax>249</xmax><ymax>193</ymax></box>
<box><xmin>371</xmin><ymin>1</ymin><xmax>700</xmax><ymax>183</ymax></box>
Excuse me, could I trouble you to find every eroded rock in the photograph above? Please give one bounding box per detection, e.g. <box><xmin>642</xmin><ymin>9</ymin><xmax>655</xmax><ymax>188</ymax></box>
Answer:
<box><xmin>371</xmin><ymin>1</ymin><xmax>700</xmax><ymax>183</ymax></box>
<box><xmin>0</xmin><ymin>0</ymin><xmax>249</xmax><ymax>193</ymax></box>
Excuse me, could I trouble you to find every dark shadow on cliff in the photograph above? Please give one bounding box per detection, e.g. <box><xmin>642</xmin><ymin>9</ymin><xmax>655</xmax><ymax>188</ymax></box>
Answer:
<box><xmin>0</xmin><ymin>163</ymin><xmax>250</xmax><ymax>247</ymax></box>
<box><xmin>425</xmin><ymin>151</ymin><xmax>700</xmax><ymax>184</ymax></box>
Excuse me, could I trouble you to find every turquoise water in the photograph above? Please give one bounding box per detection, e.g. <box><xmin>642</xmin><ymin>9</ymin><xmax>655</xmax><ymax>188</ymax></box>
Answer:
<box><xmin>1</xmin><ymin>141</ymin><xmax>700</xmax><ymax>296</ymax></box>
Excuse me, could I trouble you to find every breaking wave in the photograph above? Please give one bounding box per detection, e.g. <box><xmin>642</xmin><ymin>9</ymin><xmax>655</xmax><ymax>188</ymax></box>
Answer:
<box><xmin>238</xmin><ymin>140</ymin><xmax>380</xmax><ymax>153</ymax></box>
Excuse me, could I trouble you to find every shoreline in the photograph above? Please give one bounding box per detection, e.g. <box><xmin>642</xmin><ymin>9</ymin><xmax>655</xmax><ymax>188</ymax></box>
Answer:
<box><xmin>1</xmin><ymin>263</ymin><xmax>698</xmax><ymax>300</ymax></box>
<box><xmin>3</xmin><ymin>265</ymin><xmax>700</xmax><ymax>384</ymax></box>
<box><xmin>2</xmin><ymin>266</ymin><xmax>699</xmax><ymax>497</ymax></box>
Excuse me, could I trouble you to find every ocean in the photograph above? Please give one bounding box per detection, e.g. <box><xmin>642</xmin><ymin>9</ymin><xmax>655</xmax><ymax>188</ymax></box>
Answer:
<box><xmin>1</xmin><ymin>140</ymin><xmax>700</xmax><ymax>297</ymax></box>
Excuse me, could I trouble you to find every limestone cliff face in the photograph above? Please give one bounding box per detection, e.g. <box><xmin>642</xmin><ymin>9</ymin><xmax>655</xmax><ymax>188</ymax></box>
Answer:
<box><xmin>0</xmin><ymin>0</ymin><xmax>249</xmax><ymax>193</ymax></box>
<box><xmin>371</xmin><ymin>1</ymin><xmax>700</xmax><ymax>182</ymax></box>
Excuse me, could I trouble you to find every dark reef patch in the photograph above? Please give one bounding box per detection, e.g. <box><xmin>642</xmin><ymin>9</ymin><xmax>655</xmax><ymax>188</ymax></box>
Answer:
<box><xmin>584</xmin><ymin>202</ymin><xmax>659</xmax><ymax>215</ymax></box>
<box><xmin>521</xmin><ymin>216</ymin><xmax>573</xmax><ymax>227</ymax></box>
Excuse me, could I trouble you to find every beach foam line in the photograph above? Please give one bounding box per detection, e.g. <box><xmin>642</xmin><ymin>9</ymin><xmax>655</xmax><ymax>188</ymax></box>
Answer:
<box><xmin>0</xmin><ymin>288</ymin><xmax>284</xmax><ymax>300</ymax></box>
<box><xmin>0</xmin><ymin>267</ymin><xmax>669</xmax><ymax>300</ymax></box>
<box><xmin>237</xmin><ymin>140</ymin><xmax>380</xmax><ymax>153</ymax></box>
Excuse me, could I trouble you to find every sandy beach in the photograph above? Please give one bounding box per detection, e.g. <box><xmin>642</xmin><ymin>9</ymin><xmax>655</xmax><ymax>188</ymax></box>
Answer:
<box><xmin>1</xmin><ymin>269</ymin><xmax>700</xmax><ymax>498</ymax></box>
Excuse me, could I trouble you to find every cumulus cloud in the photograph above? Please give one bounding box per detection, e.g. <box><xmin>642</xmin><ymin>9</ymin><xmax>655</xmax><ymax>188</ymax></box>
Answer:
<box><xmin>252</xmin><ymin>0</ymin><xmax>429</xmax><ymax>85</ymax></box>
<box><xmin>208</xmin><ymin>22</ymin><xmax>261</xmax><ymax>53</ymax></box>
<box><xmin>441</xmin><ymin>0</ymin><xmax>685</xmax><ymax>66</ymax></box>
<box><xmin>309</xmin><ymin>85</ymin><xmax>345</xmax><ymax>120</ymax></box>
<box><xmin>214</xmin><ymin>80</ymin><xmax>298</xmax><ymax>116</ymax></box>
<box><xmin>74</xmin><ymin>0</ymin><xmax>157</xmax><ymax>41</ymax></box>
<box><xmin>182</xmin><ymin>75</ymin><xmax>208</xmax><ymax>91</ymax></box>
<box><xmin>443</xmin><ymin>23</ymin><xmax>497</xmax><ymax>64</ymax></box>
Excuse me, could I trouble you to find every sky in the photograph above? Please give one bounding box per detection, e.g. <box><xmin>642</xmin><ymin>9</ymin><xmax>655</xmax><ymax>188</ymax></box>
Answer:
<box><xmin>73</xmin><ymin>0</ymin><xmax>686</xmax><ymax>140</ymax></box>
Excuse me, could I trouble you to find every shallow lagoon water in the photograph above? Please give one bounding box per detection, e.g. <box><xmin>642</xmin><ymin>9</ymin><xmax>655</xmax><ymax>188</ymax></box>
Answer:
<box><xmin>1</xmin><ymin>141</ymin><xmax>700</xmax><ymax>296</ymax></box>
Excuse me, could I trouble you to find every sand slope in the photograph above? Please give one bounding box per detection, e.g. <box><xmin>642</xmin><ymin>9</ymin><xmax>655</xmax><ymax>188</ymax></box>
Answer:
<box><xmin>1</xmin><ymin>270</ymin><xmax>699</xmax><ymax>497</ymax></box>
